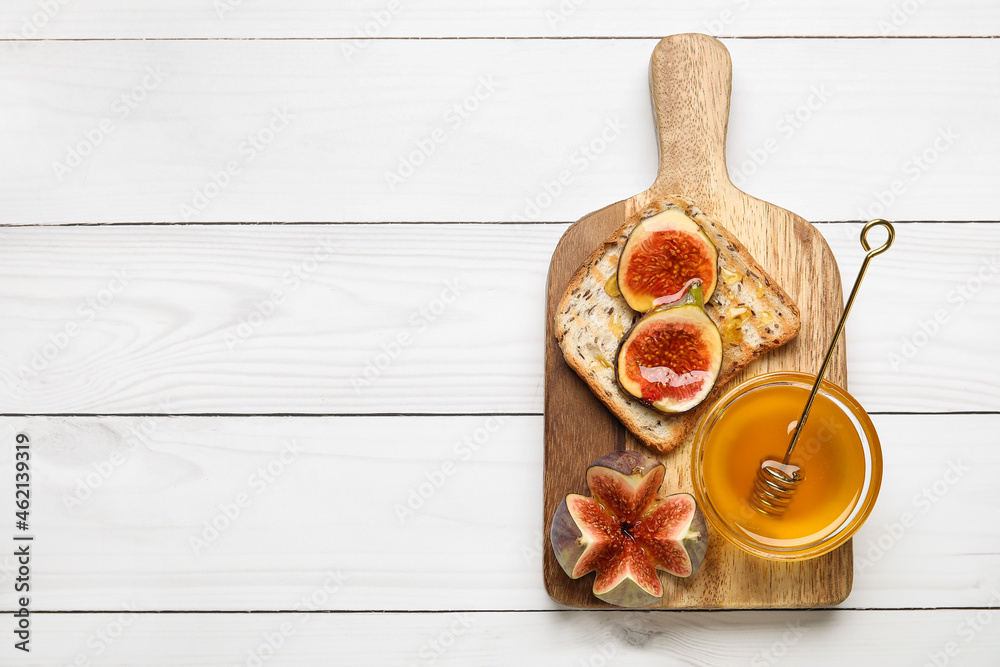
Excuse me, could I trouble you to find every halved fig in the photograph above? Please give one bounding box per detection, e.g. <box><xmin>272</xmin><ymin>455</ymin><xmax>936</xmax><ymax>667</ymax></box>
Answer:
<box><xmin>615</xmin><ymin>281</ymin><xmax>722</xmax><ymax>413</ymax></box>
<box><xmin>550</xmin><ymin>451</ymin><xmax>708</xmax><ymax>608</ymax></box>
<box><xmin>617</xmin><ymin>207</ymin><xmax>718</xmax><ymax>312</ymax></box>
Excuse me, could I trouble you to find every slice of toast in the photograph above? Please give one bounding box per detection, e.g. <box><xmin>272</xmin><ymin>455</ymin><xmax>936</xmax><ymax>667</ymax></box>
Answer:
<box><xmin>554</xmin><ymin>195</ymin><xmax>800</xmax><ymax>454</ymax></box>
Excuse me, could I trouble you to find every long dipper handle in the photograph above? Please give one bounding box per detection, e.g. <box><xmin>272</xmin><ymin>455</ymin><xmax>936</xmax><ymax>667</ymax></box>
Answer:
<box><xmin>782</xmin><ymin>220</ymin><xmax>895</xmax><ymax>464</ymax></box>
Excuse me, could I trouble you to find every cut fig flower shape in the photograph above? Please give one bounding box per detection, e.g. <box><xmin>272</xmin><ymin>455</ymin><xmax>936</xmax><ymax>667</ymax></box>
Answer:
<box><xmin>550</xmin><ymin>451</ymin><xmax>708</xmax><ymax>608</ymax></box>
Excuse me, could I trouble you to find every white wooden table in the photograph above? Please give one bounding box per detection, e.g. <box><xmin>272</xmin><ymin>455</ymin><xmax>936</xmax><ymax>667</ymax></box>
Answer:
<box><xmin>0</xmin><ymin>2</ymin><xmax>998</xmax><ymax>664</ymax></box>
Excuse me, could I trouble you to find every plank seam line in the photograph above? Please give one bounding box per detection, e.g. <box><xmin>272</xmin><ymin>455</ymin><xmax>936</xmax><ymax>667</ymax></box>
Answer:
<box><xmin>0</xmin><ymin>412</ymin><xmax>543</xmax><ymax>418</ymax></box>
<box><xmin>1</xmin><ymin>411</ymin><xmax>996</xmax><ymax>418</ymax></box>
<box><xmin>0</xmin><ymin>220</ymin><xmax>996</xmax><ymax>228</ymax></box>
<box><xmin>14</xmin><ymin>606</ymin><xmax>1000</xmax><ymax>614</ymax></box>
<box><xmin>0</xmin><ymin>36</ymin><xmax>995</xmax><ymax>42</ymax></box>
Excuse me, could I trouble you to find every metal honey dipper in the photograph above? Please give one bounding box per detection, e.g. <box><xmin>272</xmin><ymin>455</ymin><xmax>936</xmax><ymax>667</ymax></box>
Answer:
<box><xmin>750</xmin><ymin>219</ymin><xmax>895</xmax><ymax>517</ymax></box>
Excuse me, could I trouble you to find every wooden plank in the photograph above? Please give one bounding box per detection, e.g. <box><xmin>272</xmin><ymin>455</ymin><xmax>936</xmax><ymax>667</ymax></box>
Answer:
<box><xmin>12</xmin><ymin>609</ymin><xmax>1000</xmax><ymax>666</ymax></box>
<box><xmin>1</xmin><ymin>1</ymin><xmax>997</xmax><ymax>38</ymax></box>
<box><xmin>0</xmin><ymin>415</ymin><xmax>548</xmax><ymax>612</ymax></box>
<box><xmin>0</xmin><ymin>224</ymin><xmax>559</xmax><ymax>414</ymax></box>
<box><xmin>0</xmin><ymin>222</ymin><xmax>997</xmax><ymax>414</ymax></box>
<box><xmin>0</xmin><ymin>39</ymin><xmax>996</xmax><ymax>224</ymax></box>
<box><xmin>0</xmin><ymin>414</ymin><xmax>995</xmax><ymax>611</ymax></box>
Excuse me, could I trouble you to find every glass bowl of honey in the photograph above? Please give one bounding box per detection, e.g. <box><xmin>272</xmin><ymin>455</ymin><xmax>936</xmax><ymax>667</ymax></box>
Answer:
<box><xmin>691</xmin><ymin>371</ymin><xmax>883</xmax><ymax>561</ymax></box>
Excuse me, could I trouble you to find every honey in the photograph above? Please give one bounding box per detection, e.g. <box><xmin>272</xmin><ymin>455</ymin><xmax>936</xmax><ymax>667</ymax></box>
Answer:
<box><xmin>608</xmin><ymin>312</ymin><xmax>625</xmax><ymax>339</ymax></box>
<box><xmin>604</xmin><ymin>273</ymin><xmax>621</xmax><ymax>298</ymax></box>
<box><xmin>721</xmin><ymin>306</ymin><xmax>750</xmax><ymax>342</ymax></box>
<box><xmin>590</xmin><ymin>355</ymin><xmax>613</xmax><ymax>371</ymax></box>
<box><xmin>719</xmin><ymin>266</ymin><xmax>743</xmax><ymax>286</ymax></box>
<box><xmin>586</xmin><ymin>343</ymin><xmax>613</xmax><ymax>371</ymax></box>
<box><xmin>693</xmin><ymin>372</ymin><xmax>882</xmax><ymax>559</ymax></box>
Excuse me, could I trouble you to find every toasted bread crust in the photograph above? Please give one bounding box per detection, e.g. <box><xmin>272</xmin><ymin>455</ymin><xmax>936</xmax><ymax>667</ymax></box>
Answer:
<box><xmin>554</xmin><ymin>195</ymin><xmax>800</xmax><ymax>453</ymax></box>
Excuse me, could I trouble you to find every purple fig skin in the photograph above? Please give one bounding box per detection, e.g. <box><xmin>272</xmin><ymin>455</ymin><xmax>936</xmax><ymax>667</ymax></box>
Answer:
<box><xmin>549</xmin><ymin>496</ymin><xmax>586</xmax><ymax>580</ymax></box>
<box><xmin>595</xmin><ymin>576</ymin><xmax>661</xmax><ymax>608</ymax></box>
<box><xmin>588</xmin><ymin>450</ymin><xmax>662</xmax><ymax>478</ymax></box>
<box><xmin>663</xmin><ymin>492</ymin><xmax>709</xmax><ymax>577</ymax></box>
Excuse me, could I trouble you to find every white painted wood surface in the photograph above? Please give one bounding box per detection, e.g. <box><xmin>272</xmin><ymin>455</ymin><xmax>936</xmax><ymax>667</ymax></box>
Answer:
<box><xmin>0</xmin><ymin>223</ymin><xmax>996</xmax><ymax>413</ymax></box>
<box><xmin>0</xmin><ymin>414</ymin><xmax>995</xmax><ymax>612</ymax></box>
<box><xmin>0</xmin><ymin>39</ymin><xmax>996</xmax><ymax>224</ymax></box>
<box><xmin>1</xmin><ymin>4</ymin><xmax>998</xmax><ymax>664</ymax></box>
<box><xmin>1</xmin><ymin>1</ymin><xmax>997</xmax><ymax>38</ymax></box>
<box><xmin>21</xmin><ymin>610</ymin><xmax>1000</xmax><ymax>666</ymax></box>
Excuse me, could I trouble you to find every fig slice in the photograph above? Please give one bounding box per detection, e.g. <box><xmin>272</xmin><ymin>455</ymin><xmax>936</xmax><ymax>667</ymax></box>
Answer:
<box><xmin>617</xmin><ymin>207</ymin><xmax>719</xmax><ymax>312</ymax></box>
<box><xmin>550</xmin><ymin>451</ymin><xmax>709</xmax><ymax>608</ymax></box>
<box><xmin>615</xmin><ymin>281</ymin><xmax>722</xmax><ymax>413</ymax></box>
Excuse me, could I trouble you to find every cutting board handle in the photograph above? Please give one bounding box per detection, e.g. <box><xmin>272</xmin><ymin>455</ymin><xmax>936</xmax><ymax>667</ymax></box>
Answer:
<box><xmin>648</xmin><ymin>34</ymin><xmax>733</xmax><ymax>196</ymax></box>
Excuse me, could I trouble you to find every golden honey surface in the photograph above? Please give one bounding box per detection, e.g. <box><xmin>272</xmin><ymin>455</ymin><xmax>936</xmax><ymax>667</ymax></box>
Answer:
<box><xmin>701</xmin><ymin>384</ymin><xmax>867</xmax><ymax>548</ymax></box>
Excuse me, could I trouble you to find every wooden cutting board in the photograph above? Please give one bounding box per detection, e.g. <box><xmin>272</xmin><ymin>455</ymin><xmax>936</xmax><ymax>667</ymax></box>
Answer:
<box><xmin>543</xmin><ymin>33</ymin><xmax>849</xmax><ymax>609</ymax></box>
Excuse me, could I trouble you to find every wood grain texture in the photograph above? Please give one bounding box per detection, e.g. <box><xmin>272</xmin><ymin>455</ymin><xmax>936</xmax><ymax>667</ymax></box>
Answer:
<box><xmin>0</xmin><ymin>414</ymin><xmax>995</xmax><ymax>611</ymax></box>
<box><xmin>544</xmin><ymin>34</ymin><xmax>849</xmax><ymax>609</ymax></box>
<box><xmin>0</xmin><ymin>224</ymin><xmax>557</xmax><ymax>414</ymax></box>
<box><xmin>0</xmin><ymin>1</ymin><xmax>997</xmax><ymax>38</ymax></box>
<box><xmin>0</xmin><ymin>222</ymin><xmax>997</xmax><ymax>414</ymax></box>
<box><xmin>0</xmin><ymin>4</ymin><xmax>996</xmax><ymax>663</ymax></box>
<box><xmin>0</xmin><ymin>39</ymin><xmax>997</xmax><ymax>224</ymax></box>
<box><xmin>15</xmin><ymin>610</ymin><xmax>1000</xmax><ymax>666</ymax></box>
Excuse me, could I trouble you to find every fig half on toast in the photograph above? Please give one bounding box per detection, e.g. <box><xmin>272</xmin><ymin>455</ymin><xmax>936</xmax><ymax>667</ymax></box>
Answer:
<box><xmin>615</xmin><ymin>281</ymin><xmax>722</xmax><ymax>413</ymax></box>
<box><xmin>618</xmin><ymin>207</ymin><xmax>719</xmax><ymax>311</ymax></box>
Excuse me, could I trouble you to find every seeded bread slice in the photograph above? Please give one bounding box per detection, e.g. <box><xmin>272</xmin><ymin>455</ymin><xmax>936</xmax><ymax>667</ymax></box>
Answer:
<box><xmin>554</xmin><ymin>195</ymin><xmax>800</xmax><ymax>454</ymax></box>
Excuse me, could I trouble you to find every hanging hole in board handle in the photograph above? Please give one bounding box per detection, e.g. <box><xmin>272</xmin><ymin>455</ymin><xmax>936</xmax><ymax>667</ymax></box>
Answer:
<box><xmin>861</xmin><ymin>219</ymin><xmax>895</xmax><ymax>257</ymax></box>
